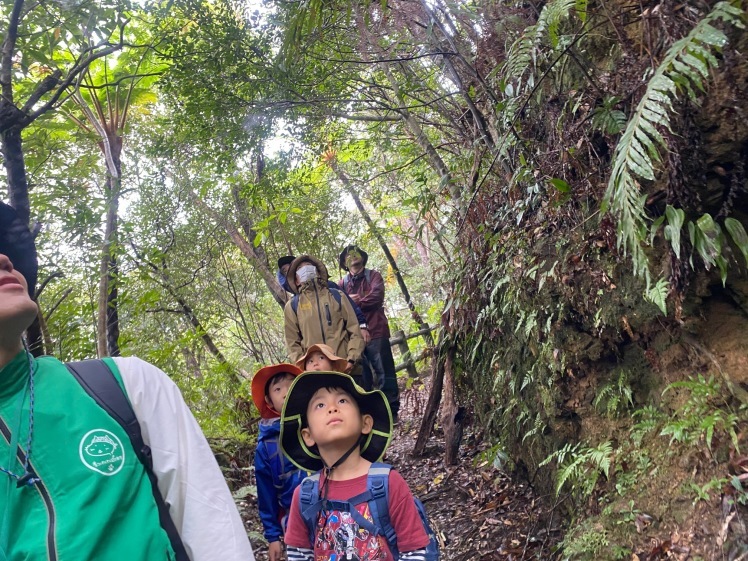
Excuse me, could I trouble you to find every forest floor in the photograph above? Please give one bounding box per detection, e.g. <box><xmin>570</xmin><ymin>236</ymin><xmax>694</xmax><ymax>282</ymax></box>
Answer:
<box><xmin>236</xmin><ymin>380</ymin><xmax>563</xmax><ymax>560</ymax></box>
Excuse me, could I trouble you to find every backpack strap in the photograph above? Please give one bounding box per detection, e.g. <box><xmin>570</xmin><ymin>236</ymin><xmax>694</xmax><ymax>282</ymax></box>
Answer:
<box><xmin>291</xmin><ymin>294</ymin><xmax>299</xmax><ymax>314</ymax></box>
<box><xmin>329</xmin><ymin>287</ymin><xmax>342</xmax><ymax>308</ymax></box>
<box><xmin>343</xmin><ymin>270</ymin><xmax>371</xmax><ymax>291</ymax></box>
<box><xmin>368</xmin><ymin>462</ymin><xmax>398</xmax><ymax>551</ymax></box>
<box><xmin>298</xmin><ymin>473</ymin><xmax>322</xmax><ymax>545</ymax></box>
<box><xmin>65</xmin><ymin>359</ymin><xmax>189</xmax><ymax>561</ymax></box>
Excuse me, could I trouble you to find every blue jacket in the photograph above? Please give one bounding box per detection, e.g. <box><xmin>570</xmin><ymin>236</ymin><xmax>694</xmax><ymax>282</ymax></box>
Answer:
<box><xmin>254</xmin><ymin>417</ymin><xmax>307</xmax><ymax>542</ymax></box>
<box><xmin>276</xmin><ymin>269</ymin><xmax>368</xmax><ymax>326</ymax></box>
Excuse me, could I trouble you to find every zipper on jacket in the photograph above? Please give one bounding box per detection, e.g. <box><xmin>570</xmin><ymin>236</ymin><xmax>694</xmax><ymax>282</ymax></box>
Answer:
<box><xmin>325</xmin><ymin>303</ymin><xmax>332</xmax><ymax>326</ymax></box>
<box><xmin>0</xmin><ymin>416</ymin><xmax>58</xmax><ymax>561</ymax></box>
<box><xmin>313</xmin><ymin>284</ymin><xmax>327</xmax><ymax>343</ymax></box>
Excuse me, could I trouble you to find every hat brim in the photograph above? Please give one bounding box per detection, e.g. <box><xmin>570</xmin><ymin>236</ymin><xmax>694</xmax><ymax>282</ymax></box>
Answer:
<box><xmin>295</xmin><ymin>344</ymin><xmax>349</xmax><ymax>373</ymax></box>
<box><xmin>251</xmin><ymin>363</ymin><xmax>303</xmax><ymax>419</ymax></box>
<box><xmin>280</xmin><ymin>371</ymin><xmax>392</xmax><ymax>472</ymax></box>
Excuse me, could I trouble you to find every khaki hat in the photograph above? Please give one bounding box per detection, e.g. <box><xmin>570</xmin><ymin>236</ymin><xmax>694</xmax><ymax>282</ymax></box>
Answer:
<box><xmin>295</xmin><ymin>343</ymin><xmax>348</xmax><ymax>372</ymax></box>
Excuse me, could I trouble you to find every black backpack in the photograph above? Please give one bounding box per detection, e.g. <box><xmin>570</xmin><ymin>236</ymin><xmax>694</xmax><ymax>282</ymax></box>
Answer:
<box><xmin>65</xmin><ymin>360</ymin><xmax>189</xmax><ymax>561</ymax></box>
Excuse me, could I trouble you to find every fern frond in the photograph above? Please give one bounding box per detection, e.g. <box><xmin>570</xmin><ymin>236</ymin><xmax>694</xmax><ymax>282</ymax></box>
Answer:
<box><xmin>645</xmin><ymin>277</ymin><xmax>669</xmax><ymax>314</ymax></box>
<box><xmin>537</xmin><ymin>0</ymin><xmax>577</xmax><ymax>48</ymax></box>
<box><xmin>603</xmin><ymin>1</ymin><xmax>745</xmax><ymax>282</ymax></box>
<box><xmin>503</xmin><ymin>0</ymin><xmax>586</xmax><ymax>83</ymax></box>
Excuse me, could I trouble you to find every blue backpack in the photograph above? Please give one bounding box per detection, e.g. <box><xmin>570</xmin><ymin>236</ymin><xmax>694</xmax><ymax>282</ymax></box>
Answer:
<box><xmin>298</xmin><ymin>462</ymin><xmax>440</xmax><ymax>560</ymax></box>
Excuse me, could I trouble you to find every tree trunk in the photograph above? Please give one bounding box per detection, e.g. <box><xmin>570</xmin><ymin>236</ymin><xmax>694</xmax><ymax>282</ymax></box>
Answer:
<box><xmin>442</xmin><ymin>344</ymin><xmax>460</xmax><ymax>465</ymax></box>
<box><xmin>331</xmin><ymin>163</ymin><xmax>435</xmax><ymax>347</ymax></box>
<box><xmin>414</xmin><ymin>341</ymin><xmax>447</xmax><ymax>456</ymax></box>
<box><xmin>1</xmin><ymin>126</ymin><xmax>31</xmax><ymax>225</ymax></box>
<box><xmin>97</xmin><ymin>170</ymin><xmax>121</xmax><ymax>357</ymax></box>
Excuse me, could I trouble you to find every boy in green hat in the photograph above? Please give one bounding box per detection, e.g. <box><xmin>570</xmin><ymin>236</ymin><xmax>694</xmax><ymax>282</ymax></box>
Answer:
<box><xmin>280</xmin><ymin>372</ymin><xmax>430</xmax><ymax>560</ymax></box>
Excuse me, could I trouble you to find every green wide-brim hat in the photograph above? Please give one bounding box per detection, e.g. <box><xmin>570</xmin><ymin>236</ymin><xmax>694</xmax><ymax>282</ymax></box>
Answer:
<box><xmin>280</xmin><ymin>371</ymin><xmax>392</xmax><ymax>472</ymax></box>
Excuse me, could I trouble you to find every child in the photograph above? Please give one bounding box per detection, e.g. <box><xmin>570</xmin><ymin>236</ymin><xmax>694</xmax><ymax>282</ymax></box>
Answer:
<box><xmin>280</xmin><ymin>371</ymin><xmax>430</xmax><ymax>560</ymax></box>
<box><xmin>295</xmin><ymin>343</ymin><xmax>349</xmax><ymax>373</ymax></box>
<box><xmin>251</xmin><ymin>363</ymin><xmax>308</xmax><ymax>561</ymax></box>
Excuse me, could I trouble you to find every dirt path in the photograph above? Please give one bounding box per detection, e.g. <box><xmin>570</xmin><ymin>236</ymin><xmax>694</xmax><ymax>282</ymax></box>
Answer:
<box><xmin>237</xmin><ymin>382</ymin><xmax>562</xmax><ymax>560</ymax></box>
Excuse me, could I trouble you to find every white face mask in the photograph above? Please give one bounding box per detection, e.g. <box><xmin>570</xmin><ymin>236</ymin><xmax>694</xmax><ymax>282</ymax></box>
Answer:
<box><xmin>296</xmin><ymin>264</ymin><xmax>318</xmax><ymax>283</ymax></box>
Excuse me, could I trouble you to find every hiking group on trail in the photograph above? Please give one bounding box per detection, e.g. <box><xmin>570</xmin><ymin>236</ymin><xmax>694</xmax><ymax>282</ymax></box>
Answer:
<box><xmin>1</xmin><ymin>198</ymin><xmax>435</xmax><ymax>561</ymax></box>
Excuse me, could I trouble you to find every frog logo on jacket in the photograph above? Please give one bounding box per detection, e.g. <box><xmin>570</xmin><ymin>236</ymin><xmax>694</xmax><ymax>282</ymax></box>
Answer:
<box><xmin>79</xmin><ymin>429</ymin><xmax>125</xmax><ymax>475</ymax></box>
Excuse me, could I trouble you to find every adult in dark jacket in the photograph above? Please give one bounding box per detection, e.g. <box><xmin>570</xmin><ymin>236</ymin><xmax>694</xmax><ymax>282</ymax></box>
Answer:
<box><xmin>283</xmin><ymin>255</ymin><xmax>365</xmax><ymax>380</ymax></box>
<box><xmin>338</xmin><ymin>245</ymin><xmax>400</xmax><ymax>420</ymax></box>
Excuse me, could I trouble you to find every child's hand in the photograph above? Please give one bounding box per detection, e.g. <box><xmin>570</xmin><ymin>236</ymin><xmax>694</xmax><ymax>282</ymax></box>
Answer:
<box><xmin>268</xmin><ymin>540</ymin><xmax>283</xmax><ymax>561</ymax></box>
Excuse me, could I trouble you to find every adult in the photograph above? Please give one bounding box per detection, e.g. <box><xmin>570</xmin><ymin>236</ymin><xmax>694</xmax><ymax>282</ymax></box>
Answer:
<box><xmin>282</xmin><ymin>255</ymin><xmax>365</xmax><ymax>380</ymax></box>
<box><xmin>276</xmin><ymin>255</ymin><xmax>370</xmax><ymax>345</ymax></box>
<box><xmin>338</xmin><ymin>245</ymin><xmax>400</xmax><ymax>422</ymax></box>
<box><xmin>0</xmin><ymin>202</ymin><xmax>254</xmax><ymax>560</ymax></box>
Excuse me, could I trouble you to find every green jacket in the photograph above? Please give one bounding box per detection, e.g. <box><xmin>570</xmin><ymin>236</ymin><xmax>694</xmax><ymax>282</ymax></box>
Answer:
<box><xmin>0</xmin><ymin>352</ymin><xmax>174</xmax><ymax>561</ymax></box>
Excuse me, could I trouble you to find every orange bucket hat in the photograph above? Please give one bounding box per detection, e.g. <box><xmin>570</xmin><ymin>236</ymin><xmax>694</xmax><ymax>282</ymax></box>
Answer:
<box><xmin>251</xmin><ymin>363</ymin><xmax>303</xmax><ymax>418</ymax></box>
<box><xmin>295</xmin><ymin>343</ymin><xmax>349</xmax><ymax>372</ymax></box>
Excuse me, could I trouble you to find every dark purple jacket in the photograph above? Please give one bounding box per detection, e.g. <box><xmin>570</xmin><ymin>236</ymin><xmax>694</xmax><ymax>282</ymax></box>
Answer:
<box><xmin>338</xmin><ymin>268</ymin><xmax>390</xmax><ymax>339</ymax></box>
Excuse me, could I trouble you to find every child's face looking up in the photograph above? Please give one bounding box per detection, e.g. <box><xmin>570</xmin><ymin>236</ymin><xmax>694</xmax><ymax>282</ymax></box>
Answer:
<box><xmin>265</xmin><ymin>373</ymin><xmax>295</xmax><ymax>414</ymax></box>
<box><xmin>301</xmin><ymin>387</ymin><xmax>372</xmax><ymax>450</ymax></box>
<box><xmin>305</xmin><ymin>351</ymin><xmax>334</xmax><ymax>372</ymax></box>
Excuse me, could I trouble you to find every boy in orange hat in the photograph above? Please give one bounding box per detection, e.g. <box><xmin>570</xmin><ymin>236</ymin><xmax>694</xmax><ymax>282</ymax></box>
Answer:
<box><xmin>251</xmin><ymin>363</ymin><xmax>308</xmax><ymax>561</ymax></box>
<box><xmin>295</xmin><ymin>343</ymin><xmax>349</xmax><ymax>373</ymax></box>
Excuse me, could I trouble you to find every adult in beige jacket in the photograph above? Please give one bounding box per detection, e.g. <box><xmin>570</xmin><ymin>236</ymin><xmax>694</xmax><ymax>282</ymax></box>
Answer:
<box><xmin>283</xmin><ymin>255</ymin><xmax>365</xmax><ymax>377</ymax></box>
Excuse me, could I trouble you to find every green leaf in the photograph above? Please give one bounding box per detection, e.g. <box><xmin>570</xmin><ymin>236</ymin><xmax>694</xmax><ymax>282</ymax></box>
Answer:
<box><xmin>549</xmin><ymin>178</ymin><xmax>571</xmax><ymax>193</ymax></box>
<box><xmin>691</xmin><ymin>214</ymin><xmax>723</xmax><ymax>271</ymax></box>
<box><xmin>664</xmin><ymin>206</ymin><xmax>685</xmax><ymax>257</ymax></box>
<box><xmin>724</xmin><ymin>217</ymin><xmax>748</xmax><ymax>268</ymax></box>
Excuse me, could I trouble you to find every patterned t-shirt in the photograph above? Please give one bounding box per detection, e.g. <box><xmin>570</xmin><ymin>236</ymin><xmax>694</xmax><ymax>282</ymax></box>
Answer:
<box><xmin>285</xmin><ymin>470</ymin><xmax>429</xmax><ymax>561</ymax></box>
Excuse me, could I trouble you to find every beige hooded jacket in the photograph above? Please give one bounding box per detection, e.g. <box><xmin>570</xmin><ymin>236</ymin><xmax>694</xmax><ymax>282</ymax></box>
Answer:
<box><xmin>283</xmin><ymin>255</ymin><xmax>365</xmax><ymax>364</ymax></box>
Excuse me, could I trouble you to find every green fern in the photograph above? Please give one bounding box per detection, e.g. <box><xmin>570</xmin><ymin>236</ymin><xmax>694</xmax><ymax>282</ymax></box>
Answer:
<box><xmin>504</xmin><ymin>0</ymin><xmax>587</xmax><ymax>82</ymax></box>
<box><xmin>541</xmin><ymin>441</ymin><xmax>613</xmax><ymax>497</ymax></box>
<box><xmin>644</xmin><ymin>277</ymin><xmax>669</xmax><ymax>314</ymax></box>
<box><xmin>593</xmin><ymin>370</ymin><xmax>635</xmax><ymax>417</ymax></box>
<box><xmin>591</xmin><ymin>97</ymin><xmax>627</xmax><ymax>135</ymax></box>
<box><xmin>661</xmin><ymin>374</ymin><xmax>740</xmax><ymax>451</ymax></box>
<box><xmin>603</xmin><ymin>1</ymin><xmax>745</xmax><ymax>282</ymax></box>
